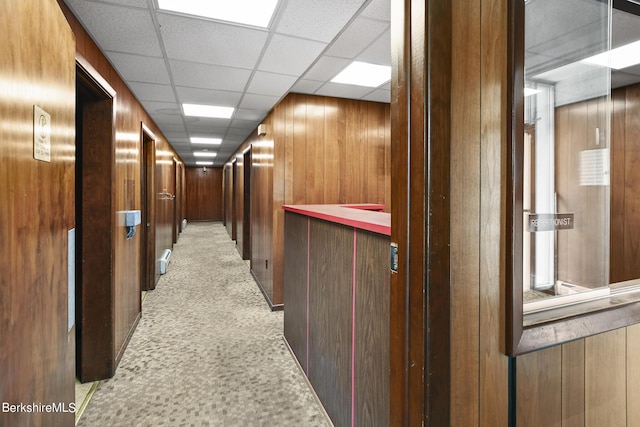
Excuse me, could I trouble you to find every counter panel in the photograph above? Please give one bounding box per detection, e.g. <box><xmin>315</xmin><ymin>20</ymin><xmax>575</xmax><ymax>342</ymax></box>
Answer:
<box><xmin>283</xmin><ymin>212</ymin><xmax>309</xmax><ymax>372</ymax></box>
<box><xmin>283</xmin><ymin>205</ymin><xmax>390</xmax><ymax>426</ymax></box>
<box><xmin>308</xmin><ymin>218</ymin><xmax>354</xmax><ymax>427</ymax></box>
<box><xmin>355</xmin><ymin>230</ymin><xmax>390</xmax><ymax>426</ymax></box>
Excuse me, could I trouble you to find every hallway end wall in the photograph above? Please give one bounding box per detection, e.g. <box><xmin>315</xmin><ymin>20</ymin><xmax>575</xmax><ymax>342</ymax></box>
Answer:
<box><xmin>185</xmin><ymin>166</ymin><xmax>223</xmax><ymax>221</ymax></box>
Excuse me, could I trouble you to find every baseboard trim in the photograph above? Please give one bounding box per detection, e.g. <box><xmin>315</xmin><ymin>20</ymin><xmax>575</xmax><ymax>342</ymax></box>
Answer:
<box><xmin>250</xmin><ymin>269</ymin><xmax>284</xmax><ymax>311</ymax></box>
<box><xmin>114</xmin><ymin>311</ymin><xmax>141</xmax><ymax>370</ymax></box>
<box><xmin>282</xmin><ymin>336</ymin><xmax>334</xmax><ymax>427</ymax></box>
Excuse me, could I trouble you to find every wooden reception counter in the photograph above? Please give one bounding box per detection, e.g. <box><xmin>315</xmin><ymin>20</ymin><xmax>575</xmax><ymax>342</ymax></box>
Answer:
<box><xmin>283</xmin><ymin>204</ymin><xmax>390</xmax><ymax>427</ymax></box>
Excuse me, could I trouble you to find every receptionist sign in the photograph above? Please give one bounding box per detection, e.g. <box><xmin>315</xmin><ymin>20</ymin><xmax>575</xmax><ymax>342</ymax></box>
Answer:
<box><xmin>528</xmin><ymin>213</ymin><xmax>574</xmax><ymax>232</ymax></box>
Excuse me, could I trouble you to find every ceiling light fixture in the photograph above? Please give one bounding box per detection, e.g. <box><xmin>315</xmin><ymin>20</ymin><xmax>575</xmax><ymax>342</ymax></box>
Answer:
<box><xmin>196</xmin><ymin>161</ymin><xmax>214</xmax><ymax>165</ymax></box>
<box><xmin>191</xmin><ymin>137</ymin><xmax>222</xmax><ymax>145</ymax></box>
<box><xmin>581</xmin><ymin>40</ymin><xmax>640</xmax><ymax>70</ymax></box>
<box><xmin>183</xmin><ymin>103</ymin><xmax>234</xmax><ymax>119</ymax></box>
<box><xmin>331</xmin><ymin>61</ymin><xmax>391</xmax><ymax>88</ymax></box>
<box><xmin>193</xmin><ymin>152</ymin><xmax>218</xmax><ymax>158</ymax></box>
<box><xmin>157</xmin><ymin>0</ymin><xmax>279</xmax><ymax>28</ymax></box>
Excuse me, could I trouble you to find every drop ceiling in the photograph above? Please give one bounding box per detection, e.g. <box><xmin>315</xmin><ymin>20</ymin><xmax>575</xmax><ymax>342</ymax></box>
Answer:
<box><xmin>63</xmin><ymin>0</ymin><xmax>391</xmax><ymax>166</ymax></box>
<box><xmin>62</xmin><ymin>0</ymin><xmax>640</xmax><ymax>167</ymax></box>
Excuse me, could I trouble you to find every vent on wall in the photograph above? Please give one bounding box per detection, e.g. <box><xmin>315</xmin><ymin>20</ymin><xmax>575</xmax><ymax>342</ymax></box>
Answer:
<box><xmin>159</xmin><ymin>249</ymin><xmax>172</xmax><ymax>275</ymax></box>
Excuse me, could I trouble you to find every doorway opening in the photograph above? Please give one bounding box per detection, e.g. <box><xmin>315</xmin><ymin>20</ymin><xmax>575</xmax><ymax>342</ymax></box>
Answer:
<box><xmin>141</xmin><ymin>125</ymin><xmax>158</xmax><ymax>291</ymax></box>
<box><xmin>75</xmin><ymin>58</ymin><xmax>116</xmax><ymax>383</ymax></box>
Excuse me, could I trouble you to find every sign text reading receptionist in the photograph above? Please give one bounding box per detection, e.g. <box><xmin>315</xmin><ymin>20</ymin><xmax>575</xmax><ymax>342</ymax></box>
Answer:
<box><xmin>528</xmin><ymin>213</ymin><xmax>574</xmax><ymax>232</ymax></box>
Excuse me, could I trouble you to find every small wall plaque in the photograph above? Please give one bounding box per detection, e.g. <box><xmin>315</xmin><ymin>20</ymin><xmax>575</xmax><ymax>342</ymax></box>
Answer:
<box><xmin>33</xmin><ymin>105</ymin><xmax>51</xmax><ymax>162</ymax></box>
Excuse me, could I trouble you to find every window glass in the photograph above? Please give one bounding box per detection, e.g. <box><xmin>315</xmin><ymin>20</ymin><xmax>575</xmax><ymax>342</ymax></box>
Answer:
<box><xmin>523</xmin><ymin>0</ymin><xmax>613</xmax><ymax>315</ymax></box>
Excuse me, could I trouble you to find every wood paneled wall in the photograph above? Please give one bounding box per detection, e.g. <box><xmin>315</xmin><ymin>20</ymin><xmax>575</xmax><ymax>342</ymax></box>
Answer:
<box><xmin>185</xmin><ymin>166</ymin><xmax>223</xmax><ymax>221</ymax></box>
<box><xmin>226</xmin><ymin>93</ymin><xmax>391</xmax><ymax>308</ymax></box>
<box><xmin>610</xmin><ymin>83</ymin><xmax>640</xmax><ymax>283</ymax></box>
<box><xmin>0</xmin><ymin>1</ymin><xmax>76</xmax><ymax>425</ymax></box>
<box><xmin>58</xmin><ymin>0</ymin><xmax>184</xmax><ymax>377</ymax></box>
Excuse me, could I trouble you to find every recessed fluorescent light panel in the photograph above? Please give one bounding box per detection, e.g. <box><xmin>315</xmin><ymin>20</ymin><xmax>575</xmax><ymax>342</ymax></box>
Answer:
<box><xmin>581</xmin><ymin>40</ymin><xmax>640</xmax><ymax>70</ymax></box>
<box><xmin>191</xmin><ymin>137</ymin><xmax>222</xmax><ymax>145</ymax></box>
<box><xmin>196</xmin><ymin>161</ymin><xmax>214</xmax><ymax>165</ymax></box>
<box><xmin>183</xmin><ymin>103</ymin><xmax>234</xmax><ymax>119</ymax></box>
<box><xmin>193</xmin><ymin>152</ymin><xmax>217</xmax><ymax>158</ymax></box>
<box><xmin>331</xmin><ymin>61</ymin><xmax>392</xmax><ymax>88</ymax></box>
<box><xmin>157</xmin><ymin>0</ymin><xmax>278</xmax><ymax>28</ymax></box>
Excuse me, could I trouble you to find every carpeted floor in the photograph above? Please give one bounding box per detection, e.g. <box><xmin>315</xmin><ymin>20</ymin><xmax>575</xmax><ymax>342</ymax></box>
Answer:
<box><xmin>77</xmin><ymin>222</ymin><xmax>330</xmax><ymax>427</ymax></box>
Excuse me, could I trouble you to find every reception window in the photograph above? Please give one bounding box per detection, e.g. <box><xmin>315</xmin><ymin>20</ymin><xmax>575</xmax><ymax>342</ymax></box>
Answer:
<box><xmin>507</xmin><ymin>0</ymin><xmax>640</xmax><ymax>354</ymax></box>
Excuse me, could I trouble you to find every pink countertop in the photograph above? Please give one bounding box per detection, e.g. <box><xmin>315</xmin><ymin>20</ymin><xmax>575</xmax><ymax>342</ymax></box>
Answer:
<box><xmin>283</xmin><ymin>204</ymin><xmax>390</xmax><ymax>236</ymax></box>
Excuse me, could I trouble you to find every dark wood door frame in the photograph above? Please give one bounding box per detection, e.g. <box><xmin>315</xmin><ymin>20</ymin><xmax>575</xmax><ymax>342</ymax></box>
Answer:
<box><xmin>75</xmin><ymin>54</ymin><xmax>118</xmax><ymax>382</ymax></box>
<box><xmin>389</xmin><ymin>0</ymin><xmax>452</xmax><ymax>425</ymax></box>
<box><xmin>141</xmin><ymin>123</ymin><xmax>157</xmax><ymax>291</ymax></box>
<box><xmin>242</xmin><ymin>148</ymin><xmax>252</xmax><ymax>261</ymax></box>
<box><xmin>172</xmin><ymin>158</ymin><xmax>178</xmax><ymax>244</ymax></box>
<box><xmin>231</xmin><ymin>158</ymin><xmax>238</xmax><ymax>241</ymax></box>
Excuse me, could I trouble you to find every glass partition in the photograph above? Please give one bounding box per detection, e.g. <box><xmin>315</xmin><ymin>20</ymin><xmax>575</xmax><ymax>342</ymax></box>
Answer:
<box><xmin>507</xmin><ymin>0</ymin><xmax>640</xmax><ymax>354</ymax></box>
<box><xmin>523</xmin><ymin>0</ymin><xmax>611</xmax><ymax>315</ymax></box>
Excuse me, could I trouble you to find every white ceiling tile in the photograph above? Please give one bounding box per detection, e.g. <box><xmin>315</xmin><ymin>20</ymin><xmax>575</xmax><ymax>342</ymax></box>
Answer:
<box><xmin>362</xmin><ymin>89</ymin><xmax>390</xmax><ymax>103</ymax></box>
<box><xmin>234</xmin><ymin>109</ymin><xmax>269</xmax><ymax>121</ymax></box>
<box><xmin>290</xmin><ymin>79</ymin><xmax>324</xmax><ymax>94</ymax></box>
<box><xmin>613</xmin><ymin>9</ymin><xmax>640</xmax><ymax>47</ymax></box>
<box><xmin>230</xmin><ymin>118</ymin><xmax>259</xmax><ymax>129</ymax></box>
<box><xmin>158</xmin><ymin>124</ymin><xmax>187</xmax><ymax>135</ymax></box>
<box><xmin>65</xmin><ymin>1</ymin><xmax>162</xmax><ymax>56</ymax></box>
<box><xmin>325</xmin><ymin>16</ymin><xmax>389</xmax><ymax>59</ymax></box>
<box><xmin>170</xmin><ymin>61</ymin><xmax>252</xmax><ymax>92</ymax></box>
<box><xmin>360</xmin><ymin>0</ymin><xmax>391</xmax><ymax>22</ymax></box>
<box><xmin>247</xmin><ymin>71</ymin><xmax>298</xmax><ymax>96</ymax></box>
<box><xmin>314</xmin><ymin>82</ymin><xmax>373</xmax><ymax>99</ymax></box>
<box><xmin>162</xmin><ymin>131</ymin><xmax>190</xmax><ymax>140</ymax></box>
<box><xmin>258</xmin><ymin>34</ymin><xmax>327</xmax><ymax>75</ymax></box>
<box><xmin>226</xmin><ymin>127</ymin><xmax>254</xmax><ymax>139</ymax></box>
<box><xmin>239</xmin><ymin>93</ymin><xmax>281</xmax><ymax>110</ymax></box>
<box><xmin>140</xmin><ymin>101</ymin><xmax>182</xmax><ymax>116</ymax></box>
<box><xmin>302</xmin><ymin>56</ymin><xmax>350</xmax><ymax>81</ymax></box>
<box><xmin>176</xmin><ymin>87</ymin><xmax>243</xmax><ymax>107</ymax></box>
<box><xmin>158</xmin><ymin>13</ymin><xmax>269</xmax><ymax>68</ymax></box>
<box><xmin>357</xmin><ymin>29</ymin><xmax>391</xmax><ymax>65</ymax></box>
<box><xmin>128</xmin><ymin>82</ymin><xmax>176</xmax><ymax>103</ymax></box>
<box><xmin>170</xmin><ymin>141</ymin><xmax>191</xmax><ymax>148</ymax></box>
<box><xmin>153</xmin><ymin>115</ymin><xmax>186</xmax><ymax>126</ymax></box>
<box><xmin>98</xmin><ymin>0</ymin><xmax>148</xmax><ymax>6</ymax></box>
<box><xmin>186</xmin><ymin>126</ymin><xmax>230</xmax><ymax>137</ymax></box>
<box><xmin>185</xmin><ymin>118</ymin><xmax>232</xmax><ymax>132</ymax></box>
<box><xmin>275</xmin><ymin>0</ymin><xmax>366</xmax><ymax>42</ymax></box>
<box><xmin>106</xmin><ymin>52</ymin><xmax>171</xmax><ymax>84</ymax></box>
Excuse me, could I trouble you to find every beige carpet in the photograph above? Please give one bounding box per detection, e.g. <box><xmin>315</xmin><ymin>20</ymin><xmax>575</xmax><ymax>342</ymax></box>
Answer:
<box><xmin>77</xmin><ymin>222</ymin><xmax>330</xmax><ymax>427</ymax></box>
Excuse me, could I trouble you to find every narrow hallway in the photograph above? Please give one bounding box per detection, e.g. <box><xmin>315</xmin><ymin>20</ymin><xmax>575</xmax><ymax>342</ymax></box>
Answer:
<box><xmin>76</xmin><ymin>222</ymin><xmax>329</xmax><ymax>426</ymax></box>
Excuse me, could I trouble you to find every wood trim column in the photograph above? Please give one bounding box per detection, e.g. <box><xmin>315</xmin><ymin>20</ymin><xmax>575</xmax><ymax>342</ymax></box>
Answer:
<box><xmin>390</xmin><ymin>0</ymin><xmax>452</xmax><ymax>424</ymax></box>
